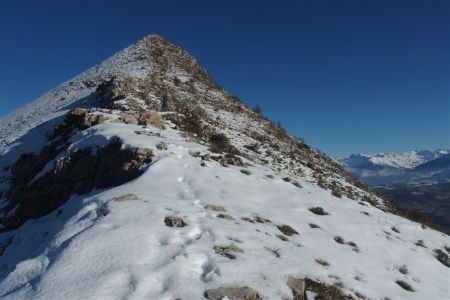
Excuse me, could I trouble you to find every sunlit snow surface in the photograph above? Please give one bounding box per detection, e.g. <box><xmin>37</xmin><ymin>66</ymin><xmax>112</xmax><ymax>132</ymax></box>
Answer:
<box><xmin>0</xmin><ymin>35</ymin><xmax>449</xmax><ymax>299</ymax></box>
<box><xmin>0</xmin><ymin>123</ymin><xmax>448</xmax><ymax>300</ymax></box>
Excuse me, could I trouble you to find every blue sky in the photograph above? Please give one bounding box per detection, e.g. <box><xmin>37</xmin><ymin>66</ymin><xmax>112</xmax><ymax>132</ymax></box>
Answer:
<box><xmin>0</xmin><ymin>0</ymin><xmax>449</xmax><ymax>156</ymax></box>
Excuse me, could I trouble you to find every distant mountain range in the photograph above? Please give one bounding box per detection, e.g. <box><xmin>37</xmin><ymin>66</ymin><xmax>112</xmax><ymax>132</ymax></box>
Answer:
<box><xmin>338</xmin><ymin>149</ymin><xmax>450</xmax><ymax>232</ymax></box>
<box><xmin>338</xmin><ymin>149</ymin><xmax>450</xmax><ymax>186</ymax></box>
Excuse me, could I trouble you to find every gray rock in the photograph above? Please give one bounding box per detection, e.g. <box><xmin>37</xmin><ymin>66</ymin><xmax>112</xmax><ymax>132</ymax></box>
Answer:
<box><xmin>204</xmin><ymin>286</ymin><xmax>261</xmax><ymax>300</ymax></box>
<box><xmin>287</xmin><ymin>276</ymin><xmax>306</xmax><ymax>300</ymax></box>
<box><xmin>156</xmin><ymin>142</ymin><xmax>168</xmax><ymax>150</ymax></box>
<box><xmin>111</xmin><ymin>194</ymin><xmax>138</xmax><ymax>202</ymax></box>
<box><xmin>217</xmin><ymin>213</ymin><xmax>234</xmax><ymax>220</ymax></box>
<box><xmin>213</xmin><ymin>244</ymin><xmax>243</xmax><ymax>259</ymax></box>
<box><xmin>119</xmin><ymin>113</ymin><xmax>139</xmax><ymax>125</ymax></box>
<box><xmin>204</xmin><ymin>204</ymin><xmax>226</xmax><ymax>212</ymax></box>
<box><xmin>164</xmin><ymin>216</ymin><xmax>187</xmax><ymax>227</ymax></box>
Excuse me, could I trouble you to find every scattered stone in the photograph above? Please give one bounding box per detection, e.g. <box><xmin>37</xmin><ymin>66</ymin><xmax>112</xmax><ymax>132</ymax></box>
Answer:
<box><xmin>156</xmin><ymin>142</ymin><xmax>168</xmax><ymax>150</ymax></box>
<box><xmin>164</xmin><ymin>216</ymin><xmax>187</xmax><ymax>227</ymax></box>
<box><xmin>190</xmin><ymin>151</ymin><xmax>201</xmax><ymax>157</ymax></box>
<box><xmin>119</xmin><ymin>113</ymin><xmax>139</xmax><ymax>125</ymax></box>
<box><xmin>315</xmin><ymin>258</ymin><xmax>330</xmax><ymax>266</ymax></box>
<box><xmin>240</xmin><ymin>169</ymin><xmax>251</xmax><ymax>175</ymax></box>
<box><xmin>134</xmin><ymin>130</ymin><xmax>162</xmax><ymax>137</ymax></box>
<box><xmin>204</xmin><ymin>204</ymin><xmax>226</xmax><ymax>212</ymax></box>
<box><xmin>414</xmin><ymin>240</ymin><xmax>427</xmax><ymax>248</ymax></box>
<box><xmin>334</xmin><ymin>236</ymin><xmax>345</xmax><ymax>244</ymax></box>
<box><xmin>138</xmin><ymin>112</ymin><xmax>165</xmax><ymax>129</ymax></box>
<box><xmin>391</xmin><ymin>226</ymin><xmax>400</xmax><ymax>233</ymax></box>
<box><xmin>308</xmin><ymin>207</ymin><xmax>329</xmax><ymax>216</ymax></box>
<box><xmin>210</xmin><ymin>153</ymin><xmax>244</xmax><ymax>167</ymax></box>
<box><xmin>287</xmin><ymin>276</ymin><xmax>306</xmax><ymax>300</ymax></box>
<box><xmin>217</xmin><ymin>213</ymin><xmax>234</xmax><ymax>220</ymax></box>
<box><xmin>200</xmin><ymin>162</ymin><xmax>206</xmax><ymax>167</ymax></box>
<box><xmin>433</xmin><ymin>248</ymin><xmax>450</xmax><ymax>267</ymax></box>
<box><xmin>253</xmin><ymin>214</ymin><xmax>271</xmax><ymax>223</ymax></box>
<box><xmin>213</xmin><ymin>244</ymin><xmax>243</xmax><ymax>259</ymax></box>
<box><xmin>111</xmin><ymin>194</ymin><xmax>138</xmax><ymax>202</ymax></box>
<box><xmin>241</xmin><ymin>217</ymin><xmax>255</xmax><ymax>223</ymax></box>
<box><xmin>277</xmin><ymin>224</ymin><xmax>299</xmax><ymax>236</ymax></box>
<box><xmin>395</xmin><ymin>280</ymin><xmax>414</xmax><ymax>292</ymax></box>
<box><xmin>276</xmin><ymin>234</ymin><xmax>289</xmax><ymax>241</ymax></box>
<box><xmin>204</xmin><ymin>286</ymin><xmax>261</xmax><ymax>300</ymax></box>
<box><xmin>309</xmin><ymin>223</ymin><xmax>321</xmax><ymax>229</ymax></box>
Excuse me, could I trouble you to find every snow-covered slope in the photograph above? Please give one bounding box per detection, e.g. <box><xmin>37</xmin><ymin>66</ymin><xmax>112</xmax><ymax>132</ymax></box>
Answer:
<box><xmin>0</xmin><ymin>35</ymin><xmax>449</xmax><ymax>300</ymax></box>
<box><xmin>0</xmin><ymin>36</ymin><xmax>152</xmax><ymax>154</ymax></box>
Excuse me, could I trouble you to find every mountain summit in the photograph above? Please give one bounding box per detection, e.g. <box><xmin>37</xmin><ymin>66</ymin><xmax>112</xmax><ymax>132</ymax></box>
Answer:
<box><xmin>0</xmin><ymin>35</ymin><xmax>448</xmax><ymax>300</ymax></box>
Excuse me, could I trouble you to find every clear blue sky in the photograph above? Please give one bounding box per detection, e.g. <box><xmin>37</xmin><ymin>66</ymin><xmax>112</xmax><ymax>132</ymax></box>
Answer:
<box><xmin>1</xmin><ymin>0</ymin><xmax>449</xmax><ymax>156</ymax></box>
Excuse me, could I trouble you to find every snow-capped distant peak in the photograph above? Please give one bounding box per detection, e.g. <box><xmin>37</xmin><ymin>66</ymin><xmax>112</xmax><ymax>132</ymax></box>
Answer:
<box><xmin>341</xmin><ymin>149</ymin><xmax>450</xmax><ymax>170</ymax></box>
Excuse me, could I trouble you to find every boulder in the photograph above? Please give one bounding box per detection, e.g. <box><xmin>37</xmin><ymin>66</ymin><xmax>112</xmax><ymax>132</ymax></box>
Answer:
<box><xmin>164</xmin><ymin>216</ymin><xmax>187</xmax><ymax>227</ymax></box>
<box><xmin>204</xmin><ymin>286</ymin><xmax>261</xmax><ymax>300</ymax></box>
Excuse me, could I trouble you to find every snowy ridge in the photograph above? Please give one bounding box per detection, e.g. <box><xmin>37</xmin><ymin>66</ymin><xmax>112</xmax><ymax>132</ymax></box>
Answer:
<box><xmin>0</xmin><ymin>35</ymin><xmax>449</xmax><ymax>300</ymax></box>
<box><xmin>0</xmin><ymin>36</ymin><xmax>153</xmax><ymax>154</ymax></box>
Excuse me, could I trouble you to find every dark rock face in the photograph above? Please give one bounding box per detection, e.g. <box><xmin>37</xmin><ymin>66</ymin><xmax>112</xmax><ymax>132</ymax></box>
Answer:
<box><xmin>4</xmin><ymin>137</ymin><xmax>152</xmax><ymax>231</ymax></box>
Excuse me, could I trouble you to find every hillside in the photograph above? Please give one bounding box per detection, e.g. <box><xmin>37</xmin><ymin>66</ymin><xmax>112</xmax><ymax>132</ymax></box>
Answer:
<box><xmin>0</xmin><ymin>35</ymin><xmax>449</xmax><ymax>300</ymax></box>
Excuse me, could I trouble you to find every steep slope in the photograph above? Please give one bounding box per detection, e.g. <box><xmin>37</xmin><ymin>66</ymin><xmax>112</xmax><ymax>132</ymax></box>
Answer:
<box><xmin>0</xmin><ymin>35</ymin><xmax>449</xmax><ymax>300</ymax></box>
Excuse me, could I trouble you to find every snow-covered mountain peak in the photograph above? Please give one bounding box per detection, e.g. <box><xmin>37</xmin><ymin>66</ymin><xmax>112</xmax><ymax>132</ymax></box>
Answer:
<box><xmin>0</xmin><ymin>36</ymin><xmax>449</xmax><ymax>300</ymax></box>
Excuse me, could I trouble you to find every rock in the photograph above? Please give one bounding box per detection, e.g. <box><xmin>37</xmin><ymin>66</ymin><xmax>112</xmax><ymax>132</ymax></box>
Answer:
<box><xmin>287</xmin><ymin>277</ymin><xmax>306</xmax><ymax>300</ymax></box>
<box><xmin>204</xmin><ymin>286</ymin><xmax>261</xmax><ymax>300</ymax></box>
<box><xmin>277</xmin><ymin>224</ymin><xmax>299</xmax><ymax>236</ymax></box>
<box><xmin>164</xmin><ymin>216</ymin><xmax>187</xmax><ymax>227</ymax></box>
<box><xmin>213</xmin><ymin>244</ymin><xmax>243</xmax><ymax>259</ymax></box>
<box><xmin>156</xmin><ymin>142</ymin><xmax>168</xmax><ymax>150</ymax></box>
<box><xmin>111</xmin><ymin>194</ymin><xmax>138</xmax><ymax>202</ymax></box>
<box><xmin>217</xmin><ymin>213</ymin><xmax>234</xmax><ymax>220</ymax></box>
<box><xmin>134</xmin><ymin>130</ymin><xmax>162</xmax><ymax>137</ymax></box>
<box><xmin>204</xmin><ymin>204</ymin><xmax>226</xmax><ymax>212</ymax></box>
<box><xmin>119</xmin><ymin>113</ymin><xmax>139</xmax><ymax>124</ymax></box>
<box><xmin>52</xmin><ymin>108</ymin><xmax>106</xmax><ymax>139</ymax></box>
<box><xmin>276</xmin><ymin>234</ymin><xmax>289</xmax><ymax>241</ymax></box>
<box><xmin>308</xmin><ymin>207</ymin><xmax>329</xmax><ymax>216</ymax></box>
<box><xmin>138</xmin><ymin>112</ymin><xmax>166</xmax><ymax>129</ymax></box>
<box><xmin>4</xmin><ymin>138</ymin><xmax>153</xmax><ymax>231</ymax></box>
<box><xmin>210</xmin><ymin>154</ymin><xmax>244</xmax><ymax>167</ymax></box>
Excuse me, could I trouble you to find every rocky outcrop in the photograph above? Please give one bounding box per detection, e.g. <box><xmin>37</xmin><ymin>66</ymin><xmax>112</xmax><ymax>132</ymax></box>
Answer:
<box><xmin>52</xmin><ymin>108</ymin><xmax>107</xmax><ymax>140</ymax></box>
<box><xmin>3</xmin><ymin>137</ymin><xmax>152</xmax><ymax>231</ymax></box>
